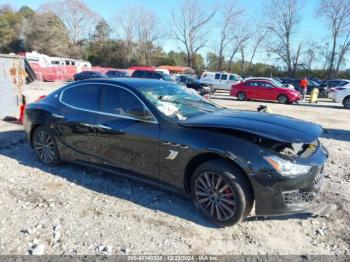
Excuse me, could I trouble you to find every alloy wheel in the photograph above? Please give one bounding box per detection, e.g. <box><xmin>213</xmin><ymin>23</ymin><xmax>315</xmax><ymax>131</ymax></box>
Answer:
<box><xmin>237</xmin><ymin>92</ymin><xmax>246</xmax><ymax>101</ymax></box>
<box><xmin>278</xmin><ymin>95</ymin><xmax>288</xmax><ymax>104</ymax></box>
<box><xmin>34</xmin><ymin>130</ymin><xmax>56</xmax><ymax>163</ymax></box>
<box><xmin>194</xmin><ymin>172</ymin><xmax>236</xmax><ymax>222</ymax></box>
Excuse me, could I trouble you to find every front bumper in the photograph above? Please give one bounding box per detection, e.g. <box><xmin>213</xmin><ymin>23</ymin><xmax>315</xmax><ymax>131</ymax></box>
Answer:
<box><xmin>252</xmin><ymin>144</ymin><xmax>328</xmax><ymax>216</ymax></box>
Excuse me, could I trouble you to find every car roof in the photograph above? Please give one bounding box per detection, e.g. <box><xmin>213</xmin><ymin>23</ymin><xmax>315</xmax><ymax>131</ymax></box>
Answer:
<box><xmin>245</xmin><ymin>77</ymin><xmax>274</xmax><ymax>81</ymax></box>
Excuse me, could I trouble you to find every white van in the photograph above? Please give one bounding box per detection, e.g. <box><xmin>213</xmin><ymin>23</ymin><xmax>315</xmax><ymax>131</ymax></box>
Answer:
<box><xmin>200</xmin><ymin>71</ymin><xmax>242</xmax><ymax>91</ymax></box>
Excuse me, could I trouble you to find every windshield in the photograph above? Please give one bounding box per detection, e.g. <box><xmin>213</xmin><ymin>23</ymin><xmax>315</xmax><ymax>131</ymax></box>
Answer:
<box><xmin>271</xmin><ymin>79</ymin><xmax>284</xmax><ymax>87</ymax></box>
<box><xmin>160</xmin><ymin>73</ymin><xmax>174</xmax><ymax>82</ymax></box>
<box><xmin>139</xmin><ymin>83</ymin><xmax>221</xmax><ymax>121</ymax></box>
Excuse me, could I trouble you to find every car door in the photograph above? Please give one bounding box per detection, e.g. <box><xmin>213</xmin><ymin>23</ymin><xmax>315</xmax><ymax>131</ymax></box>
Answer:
<box><xmin>56</xmin><ymin>83</ymin><xmax>102</xmax><ymax>163</ymax></box>
<box><xmin>259</xmin><ymin>81</ymin><xmax>275</xmax><ymax>100</ymax></box>
<box><xmin>219</xmin><ymin>73</ymin><xmax>230</xmax><ymax>90</ymax></box>
<box><xmin>94</xmin><ymin>84</ymin><xmax>160</xmax><ymax>179</ymax></box>
<box><xmin>244</xmin><ymin>81</ymin><xmax>259</xmax><ymax>99</ymax></box>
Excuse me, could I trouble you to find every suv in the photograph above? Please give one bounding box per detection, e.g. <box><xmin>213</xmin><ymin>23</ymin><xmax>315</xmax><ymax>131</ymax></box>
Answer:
<box><xmin>200</xmin><ymin>72</ymin><xmax>242</xmax><ymax>91</ymax></box>
<box><xmin>131</xmin><ymin>70</ymin><xmax>174</xmax><ymax>82</ymax></box>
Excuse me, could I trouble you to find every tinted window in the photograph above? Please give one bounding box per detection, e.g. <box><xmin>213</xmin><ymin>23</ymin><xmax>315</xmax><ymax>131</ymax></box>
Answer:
<box><xmin>215</xmin><ymin>73</ymin><xmax>220</xmax><ymax>80</ymax></box>
<box><xmin>245</xmin><ymin>81</ymin><xmax>259</xmax><ymax>86</ymax></box>
<box><xmin>229</xmin><ymin>75</ymin><xmax>236</xmax><ymax>81</ymax></box>
<box><xmin>221</xmin><ymin>74</ymin><xmax>228</xmax><ymax>80</ymax></box>
<box><xmin>152</xmin><ymin>72</ymin><xmax>162</xmax><ymax>79</ymax></box>
<box><xmin>133</xmin><ymin>71</ymin><xmax>144</xmax><ymax>78</ymax></box>
<box><xmin>262</xmin><ymin>82</ymin><xmax>273</xmax><ymax>88</ymax></box>
<box><xmin>61</xmin><ymin>84</ymin><xmax>101</xmax><ymax>111</ymax></box>
<box><xmin>101</xmin><ymin>86</ymin><xmax>150</xmax><ymax>120</ymax></box>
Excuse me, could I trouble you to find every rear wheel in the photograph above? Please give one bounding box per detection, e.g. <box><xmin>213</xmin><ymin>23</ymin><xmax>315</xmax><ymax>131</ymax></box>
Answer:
<box><xmin>320</xmin><ymin>89</ymin><xmax>328</xmax><ymax>98</ymax></box>
<box><xmin>343</xmin><ymin>96</ymin><xmax>350</xmax><ymax>109</ymax></box>
<box><xmin>237</xmin><ymin>92</ymin><xmax>247</xmax><ymax>101</ymax></box>
<box><xmin>190</xmin><ymin>160</ymin><xmax>253</xmax><ymax>227</ymax></box>
<box><xmin>33</xmin><ymin>126</ymin><xmax>60</xmax><ymax>166</ymax></box>
<box><xmin>278</xmin><ymin>94</ymin><xmax>289</xmax><ymax>104</ymax></box>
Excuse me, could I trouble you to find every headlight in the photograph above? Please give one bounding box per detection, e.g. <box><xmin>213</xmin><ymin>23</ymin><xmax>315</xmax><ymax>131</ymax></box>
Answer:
<box><xmin>264</xmin><ymin>155</ymin><xmax>312</xmax><ymax>177</ymax></box>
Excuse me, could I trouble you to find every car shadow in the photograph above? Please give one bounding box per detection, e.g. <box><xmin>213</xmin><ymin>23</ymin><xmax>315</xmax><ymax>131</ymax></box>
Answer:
<box><xmin>322</xmin><ymin>128</ymin><xmax>350</xmax><ymax>142</ymax></box>
<box><xmin>0</xmin><ymin>130</ymin><xmax>319</xmax><ymax>228</ymax></box>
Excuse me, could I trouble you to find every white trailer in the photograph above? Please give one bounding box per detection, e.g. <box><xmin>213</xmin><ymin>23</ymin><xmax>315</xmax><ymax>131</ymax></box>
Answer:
<box><xmin>0</xmin><ymin>54</ymin><xmax>27</xmax><ymax>120</ymax></box>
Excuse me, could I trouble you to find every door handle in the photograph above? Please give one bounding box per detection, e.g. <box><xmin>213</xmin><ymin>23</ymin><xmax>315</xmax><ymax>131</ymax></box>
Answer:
<box><xmin>97</xmin><ymin>124</ymin><xmax>112</xmax><ymax>130</ymax></box>
<box><xmin>97</xmin><ymin>124</ymin><xmax>125</xmax><ymax>135</ymax></box>
<box><xmin>52</xmin><ymin>113</ymin><xmax>64</xmax><ymax>119</ymax></box>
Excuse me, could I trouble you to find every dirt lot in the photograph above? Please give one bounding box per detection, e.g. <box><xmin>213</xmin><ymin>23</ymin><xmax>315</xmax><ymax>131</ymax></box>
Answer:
<box><xmin>0</xmin><ymin>82</ymin><xmax>349</xmax><ymax>255</ymax></box>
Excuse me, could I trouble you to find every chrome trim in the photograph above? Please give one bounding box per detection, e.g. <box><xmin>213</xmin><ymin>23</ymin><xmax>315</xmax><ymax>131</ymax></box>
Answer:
<box><xmin>165</xmin><ymin>149</ymin><xmax>179</xmax><ymax>160</ymax></box>
<box><xmin>97</xmin><ymin>124</ymin><xmax>112</xmax><ymax>130</ymax></box>
<box><xmin>59</xmin><ymin>82</ymin><xmax>159</xmax><ymax>124</ymax></box>
<box><xmin>52</xmin><ymin>113</ymin><xmax>64</xmax><ymax>119</ymax></box>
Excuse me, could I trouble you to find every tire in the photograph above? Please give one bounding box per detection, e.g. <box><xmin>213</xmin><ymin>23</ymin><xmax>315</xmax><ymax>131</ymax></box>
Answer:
<box><xmin>32</xmin><ymin>126</ymin><xmax>61</xmax><ymax>166</ymax></box>
<box><xmin>237</xmin><ymin>92</ymin><xmax>247</xmax><ymax>101</ymax></box>
<box><xmin>320</xmin><ymin>89</ymin><xmax>327</xmax><ymax>99</ymax></box>
<box><xmin>190</xmin><ymin>159</ymin><xmax>253</xmax><ymax>227</ymax></box>
<box><xmin>278</xmin><ymin>94</ymin><xmax>289</xmax><ymax>104</ymax></box>
<box><xmin>343</xmin><ymin>96</ymin><xmax>350</xmax><ymax>109</ymax></box>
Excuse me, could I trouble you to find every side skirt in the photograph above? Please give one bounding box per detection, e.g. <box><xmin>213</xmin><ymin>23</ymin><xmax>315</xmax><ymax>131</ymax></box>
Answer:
<box><xmin>67</xmin><ymin>159</ymin><xmax>189</xmax><ymax>198</ymax></box>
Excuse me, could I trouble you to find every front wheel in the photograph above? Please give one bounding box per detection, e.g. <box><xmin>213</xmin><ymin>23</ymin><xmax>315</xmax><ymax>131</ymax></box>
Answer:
<box><xmin>33</xmin><ymin>126</ymin><xmax>61</xmax><ymax>166</ymax></box>
<box><xmin>190</xmin><ymin>160</ymin><xmax>253</xmax><ymax>227</ymax></box>
<box><xmin>343</xmin><ymin>96</ymin><xmax>350</xmax><ymax>109</ymax></box>
<box><xmin>278</xmin><ymin>94</ymin><xmax>289</xmax><ymax>104</ymax></box>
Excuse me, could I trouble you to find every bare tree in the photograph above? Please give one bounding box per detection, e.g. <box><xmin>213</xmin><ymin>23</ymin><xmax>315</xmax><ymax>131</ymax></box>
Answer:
<box><xmin>318</xmin><ymin>0</ymin><xmax>350</xmax><ymax>78</ymax></box>
<box><xmin>216</xmin><ymin>2</ymin><xmax>244</xmax><ymax>71</ymax></box>
<box><xmin>39</xmin><ymin>0</ymin><xmax>100</xmax><ymax>46</ymax></box>
<box><xmin>247</xmin><ymin>28</ymin><xmax>268</xmax><ymax>74</ymax></box>
<box><xmin>335</xmin><ymin>32</ymin><xmax>350</xmax><ymax>74</ymax></box>
<box><xmin>170</xmin><ymin>0</ymin><xmax>215</xmax><ymax>68</ymax></box>
<box><xmin>227</xmin><ymin>27</ymin><xmax>250</xmax><ymax>72</ymax></box>
<box><xmin>291</xmin><ymin>43</ymin><xmax>302</xmax><ymax>77</ymax></box>
<box><xmin>115</xmin><ymin>6</ymin><xmax>160</xmax><ymax>65</ymax></box>
<box><xmin>264</xmin><ymin>0</ymin><xmax>301</xmax><ymax>76</ymax></box>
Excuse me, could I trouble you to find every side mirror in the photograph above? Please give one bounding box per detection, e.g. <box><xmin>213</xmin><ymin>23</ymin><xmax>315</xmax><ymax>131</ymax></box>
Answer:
<box><xmin>128</xmin><ymin>106</ymin><xmax>154</xmax><ymax>121</ymax></box>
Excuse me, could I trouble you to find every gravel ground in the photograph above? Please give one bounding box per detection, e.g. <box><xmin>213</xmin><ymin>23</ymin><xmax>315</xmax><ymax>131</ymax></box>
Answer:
<box><xmin>0</xmin><ymin>83</ymin><xmax>349</xmax><ymax>255</ymax></box>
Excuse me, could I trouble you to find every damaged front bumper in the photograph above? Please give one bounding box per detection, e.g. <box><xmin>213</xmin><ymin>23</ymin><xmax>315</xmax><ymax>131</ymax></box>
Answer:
<box><xmin>252</xmin><ymin>144</ymin><xmax>329</xmax><ymax>216</ymax></box>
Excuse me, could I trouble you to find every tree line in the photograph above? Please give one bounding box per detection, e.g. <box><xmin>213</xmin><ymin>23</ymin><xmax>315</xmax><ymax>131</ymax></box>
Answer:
<box><xmin>1</xmin><ymin>0</ymin><xmax>350</xmax><ymax>79</ymax></box>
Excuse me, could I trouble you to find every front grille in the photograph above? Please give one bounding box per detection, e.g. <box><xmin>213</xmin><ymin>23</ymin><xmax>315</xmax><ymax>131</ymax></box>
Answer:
<box><xmin>283</xmin><ymin>190</ymin><xmax>318</xmax><ymax>206</ymax></box>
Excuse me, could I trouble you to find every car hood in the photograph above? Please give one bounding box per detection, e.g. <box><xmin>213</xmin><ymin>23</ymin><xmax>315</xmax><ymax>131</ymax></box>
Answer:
<box><xmin>179</xmin><ymin>109</ymin><xmax>323</xmax><ymax>143</ymax></box>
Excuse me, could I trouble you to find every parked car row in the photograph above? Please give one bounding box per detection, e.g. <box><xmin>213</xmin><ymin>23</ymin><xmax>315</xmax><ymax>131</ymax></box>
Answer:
<box><xmin>74</xmin><ymin>70</ymin><xmax>128</xmax><ymax>81</ymax></box>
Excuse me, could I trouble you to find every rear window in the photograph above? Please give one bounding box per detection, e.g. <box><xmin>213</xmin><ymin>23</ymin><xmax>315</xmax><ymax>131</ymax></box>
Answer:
<box><xmin>60</xmin><ymin>84</ymin><xmax>101</xmax><ymax>111</ymax></box>
<box><xmin>229</xmin><ymin>75</ymin><xmax>237</xmax><ymax>81</ymax></box>
<box><xmin>215</xmin><ymin>73</ymin><xmax>220</xmax><ymax>80</ymax></box>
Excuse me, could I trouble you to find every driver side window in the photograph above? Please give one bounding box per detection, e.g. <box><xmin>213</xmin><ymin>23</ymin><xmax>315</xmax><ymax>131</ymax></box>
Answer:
<box><xmin>100</xmin><ymin>85</ymin><xmax>154</xmax><ymax>121</ymax></box>
<box><xmin>262</xmin><ymin>82</ymin><xmax>273</xmax><ymax>88</ymax></box>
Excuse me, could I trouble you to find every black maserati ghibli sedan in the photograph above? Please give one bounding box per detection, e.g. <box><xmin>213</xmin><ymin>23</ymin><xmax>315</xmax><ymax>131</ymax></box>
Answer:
<box><xmin>24</xmin><ymin>78</ymin><xmax>328</xmax><ymax>226</ymax></box>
